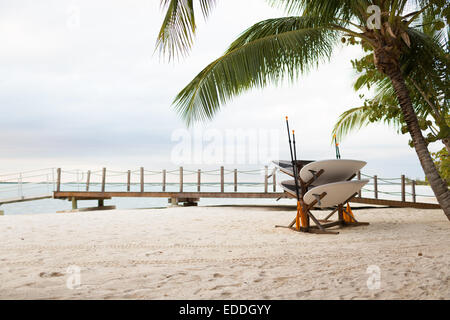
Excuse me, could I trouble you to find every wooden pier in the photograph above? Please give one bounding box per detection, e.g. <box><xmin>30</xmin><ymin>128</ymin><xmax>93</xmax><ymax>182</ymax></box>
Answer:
<box><xmin>0</xmin><ymin>195</ymin><xmax>52</xmax><ymax>206</ymax></box>
<box><xmin>51</xmin><ymin>167</ymin><xmax>442</xmax><ymax>210</ymax></box>
<box><xmin>350</xmin><ymin>197</ymin><xmax>439</xmax><ymax>210</ymax></box>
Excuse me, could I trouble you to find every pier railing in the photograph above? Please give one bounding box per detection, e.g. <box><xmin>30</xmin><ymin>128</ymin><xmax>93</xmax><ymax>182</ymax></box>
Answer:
<box><xmin>52</xmin><ymin>167</ymin><xmax>437</xmax><ymax>203</ymax></box>
<box><xmin>0</xmin><ymin>168</ymin><xmax>55</xmax><ymax>204</ymax></box>
<box><xmin>0</xmin><ymin>167</ymin><xmax>441</xmax><ymax>209</ymax></box>
<box><xmin>55</xmin><ymin>167</ymin><xmax>277</xmax><ymax>194</ymax></box>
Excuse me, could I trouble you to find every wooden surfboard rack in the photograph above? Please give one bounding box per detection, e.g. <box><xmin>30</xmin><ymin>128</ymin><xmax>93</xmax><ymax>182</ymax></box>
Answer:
<box><xmin>276</xmin><ymin>165</ymin><xmax>369</xmax><ymax>235</ymax></box>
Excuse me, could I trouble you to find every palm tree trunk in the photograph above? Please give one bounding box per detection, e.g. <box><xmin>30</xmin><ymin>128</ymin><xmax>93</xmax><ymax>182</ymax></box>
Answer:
<box><xmin>387</xmin><ymin>67</ymin><xmax>450</xmax><ymax>219</ymax></box>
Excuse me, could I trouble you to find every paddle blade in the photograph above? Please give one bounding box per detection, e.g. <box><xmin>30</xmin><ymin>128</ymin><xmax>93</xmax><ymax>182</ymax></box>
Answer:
<box><xmin>344</xmin><ymin>203</ymin><xmax>356</xmax><ymax>223</ymax></box>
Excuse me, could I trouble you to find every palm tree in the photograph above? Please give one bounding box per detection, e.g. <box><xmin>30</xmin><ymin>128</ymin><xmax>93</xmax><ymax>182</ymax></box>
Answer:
<box><xmin>156</xmin><ymin>0</ymin><xmax>450</xmax><ymax>219</ymax></box>
<box><xmin>333</xmin><ymin>21</ymin><xmax>449</xmax><ymax>152</ymax></box>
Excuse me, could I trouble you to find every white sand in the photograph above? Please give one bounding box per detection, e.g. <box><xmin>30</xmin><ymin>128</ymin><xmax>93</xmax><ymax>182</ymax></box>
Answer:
<box><xmin>0</xmin><ymin>205</ymin><xmax>449</xmax><ymax>300</ymax></box>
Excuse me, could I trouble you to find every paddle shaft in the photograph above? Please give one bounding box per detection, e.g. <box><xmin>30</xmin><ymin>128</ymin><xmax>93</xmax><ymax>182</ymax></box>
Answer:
<box><xmin>285</xmin><ymin>119</ymin><xmax>301</xmax><ymax>201</ymax></box>
<box><xmin>292</xmin><ymin>132</ymin><xmax>299</xmax><ymax>176</ymax></box>
<box><xmin>292</xmin><ymin>131</ymin><xmax>303</xmax><ymax>229</ymax></box>
<box><xmin>286</xmin><ymin>118</ymin><xmax>302</xmax><ymax>230</ymax></box>
<box><xmin>334</xmin><ymin>135</ymin><xmax>341</xmax><ymax>159</ymax></box>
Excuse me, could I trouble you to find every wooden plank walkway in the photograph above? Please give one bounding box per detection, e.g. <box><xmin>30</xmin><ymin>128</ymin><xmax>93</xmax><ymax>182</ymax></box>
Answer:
<box><xmin>53</xmin><ymin>191</ymin><xmax>288</xmax><ymax>200</ymax></box>
<box><xmin>350</xmin><ymin>197</ymin><xmax>440</xmax><ymax>209</ymax></box>
<box><xmin>53</xmin><ymin>191</ymin><xmax>441</xmax><ymax>209</ymax></box>
<box><xmin>0</xmin><ymin>195</ymin><xmax>52</xmax><ymax>205</ymax></box>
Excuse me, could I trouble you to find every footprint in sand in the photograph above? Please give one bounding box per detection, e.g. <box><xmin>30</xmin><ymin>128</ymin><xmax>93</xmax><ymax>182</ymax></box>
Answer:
<box><xmin>194</xmin><ymin>288</ymin><xmax>202</xmax><ymax>295</ymax></box>
<box><xmin>145</xmin><ymin>251</ymin><xmax>164</xmax><ymax>257</ymax></box>
<box><xmin>211</xmin><ymin>283</ymin><xmax>241</xmax><ymax>290</ymax></box>
<box><xmin>296</xmin><ymin>289</ymin><xmax>313</xmax><ymax>298</ymax></box>
<box><xmin>39</xmin><ymin>271</ymin><xmax>64</xmax><ymax>278</ymax></box>
<box><xmin>274</xmin><ymin>276</ymin><xmax>290</xmax><ymax>282</ymax></box>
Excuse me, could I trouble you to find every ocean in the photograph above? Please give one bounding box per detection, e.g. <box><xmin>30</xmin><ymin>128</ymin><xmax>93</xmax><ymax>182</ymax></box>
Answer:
<box><xmin>0</xmin><ymin>181</ymin><xmax>437</xmax><ymax>215</ymax></box>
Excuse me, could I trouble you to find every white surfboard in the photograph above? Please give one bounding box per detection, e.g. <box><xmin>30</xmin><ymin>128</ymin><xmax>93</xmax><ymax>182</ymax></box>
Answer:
<box><xmin>272</xmin><ymin>160</ymin><xmax>292</xmax><ymax>169</ymax></box>
<box><xmin>280</xmin><ymin>180</ymin><xmax>304</xmax><ymax>198</ymax></box>
<box><xmin>272</xmin><ymin>160</ymin><xmax>315</xmax><ymax>177</ymax></box>
<box><xmin>303</xmin><ymin>180</ymin><xmax>369</xmax><ymax>208</ymax></box>
<box><xmin>299</xmin><ymin>159</ymin><xmax>366</xmax><ymax>186</ymax></box>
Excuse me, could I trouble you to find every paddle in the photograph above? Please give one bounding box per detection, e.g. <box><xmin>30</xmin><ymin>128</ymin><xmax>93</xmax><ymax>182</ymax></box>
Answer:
<box><xmin>292</xmin><ymin>129</ymin><xmax>304</xmax><ymax>229</ymax></box>
<box><xmin>334</xmin><ymin>134</ymin><xmax>341</xmax><ymax>159</ymax></box>
<box><xmin>285</xmin><ymin>117</ymin><xmax>302</xmax><ymax>231</ymax></box>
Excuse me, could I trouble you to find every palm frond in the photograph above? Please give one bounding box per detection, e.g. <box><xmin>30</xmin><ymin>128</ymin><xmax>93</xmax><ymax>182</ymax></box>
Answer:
<box><xmin>156</xmin><ymin>0</ymin><xmax>217</xmax><ymax>60</ymax></box>
<box><xmin>332</xmin><ymin>106</ymin><xmax>372</xmax><ymax>142</ymax></box>
<box><xmin>352</xmin><ymin>54</ymin><xmax>386</xmax><ymax>91</ymax></box>
<box><xmin>402</xmin><ymin>28</ymin><xmax>449</xmax><ymax>114</ymax></box>
<box><xmin>173</xmin><ymin>16</ymin><xmax>339</xmax><ymax>125</ymax></box>
<box><xmin>332</xmin><ymin>105</ymin><xmax>402</xmax><ymax>142</ymax></box>
<box><xmin>266</xmin><ymin>0</ymin><xmax>372</xmax><ymax>25</ymax></box>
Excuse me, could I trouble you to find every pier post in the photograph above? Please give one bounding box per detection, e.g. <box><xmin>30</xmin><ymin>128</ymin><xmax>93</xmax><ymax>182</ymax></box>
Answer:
<box><xmin>140</xmin><ymin>167</ymin><xmax>144</xmax><ymax>193</ymax></box>
<box><xmin>357</xmin><ymin>171</ymin><xmax>361</xmax><ymax>197</ymax></box>
<box><xmin>52</xmin><ymin>169</ymin><xmax>55</xmax><ymax>192</ymax></box>
<box><xmin>86</xmin><ymin>170</ymin><xmax>91</xmax><ymax>192</ymax></box>
<box><xmin>101</xmin><ymin>168</ymin><xmax>106</xmax><ymax>193</ymax></box>
<box><xmin>179</xmin><ymin>167</ymin><xmax>183</xmax><ymax>192</ymax></box>
<box><xmin>162</xmin><ymin>170</ymin><xmax>166</xmax><ymax>192</ymax></box>
<box><xmin>197</xmin><ymin>169</ymin><xmax>201</xmax><ymax>192</ymax></box>
<box><xmin>264</xmin><ymin>166</ymin><xmax>268</xmax><ymax>193</ymax></box>
<box><xmin>374</xmin><ymin>175</ymin><xmax>378</xmax><ymax>199</ymax></box>
<box><xmin>46</xmin><ymin>174</ymin><xmax>50</xmax><ymax>194</ymax></box>
<box><xmin>170</xmin><ymin>197</ymin><xmax>178</xmax><ymax>206</ymax></box>
<box><xmin>220</xmin><ymin>167</ymin><xmax>224</xmax><ymax>193</ymax></box>
<box><xmin>234</xmin><ymin>169</ymin><xmax>237</xmax><ymax>192</ymax></box>
<box><xmin>18</xmin><ymin>173</ymin><xmax>23</xmax><ymax>198</ymax></box>
<box><xmin>401</xmin><ymin>175</ymin><xmax>406</xmax><ymax>202</ymax></box>
<box><xmin>273</xmin><ymin>170</ymin><xmax>276</xmax><ymax>192</ymax></box>
<box><xmin>56</xmin><ymin>168</ymin><xmax>61</xmax><ymax>192</ymax></box>
<box><xmin>127</xmin><ymin>170</ymin><xmax>131</xmax><ymax>192</ymax></box>
<box><xmin>71</xmin><ymin>197</ymin><xmax>78</xmax><ymax>210</ymax></box>
<box><xmin>412</xmin><ymin>180</ymin><xmax>416</xmax><ymax>203</ymax></box>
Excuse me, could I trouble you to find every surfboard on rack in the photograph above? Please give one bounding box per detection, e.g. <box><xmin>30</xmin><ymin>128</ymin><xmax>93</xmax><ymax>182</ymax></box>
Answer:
<box><xmin>299</xmin><ymin>159</ymin><xmax>366</xmax><ymax>186</ymax></box>
<box><xmin>303</xmin><ymin>180</ymin><xmax>369</xmax><ymax>208</ymax></box>
<box><xmin>280</xmin><ymin>180</ymin><xmax>304</xmax><ymax>198</ymax></box>
<box><xmin>272</xmin><ymin>160</ymin><xmax>315</xmax><ymax>177</ymax></box>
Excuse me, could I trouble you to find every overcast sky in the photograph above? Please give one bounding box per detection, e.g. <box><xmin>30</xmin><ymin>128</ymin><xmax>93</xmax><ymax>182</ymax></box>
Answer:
<box><xmin>0</xmin><ymin>0</ymin><xmax>440</xmax><ymax>179</ymax></box>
